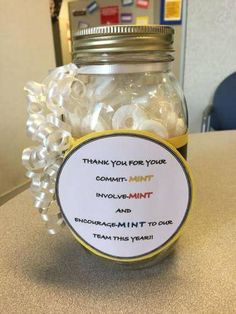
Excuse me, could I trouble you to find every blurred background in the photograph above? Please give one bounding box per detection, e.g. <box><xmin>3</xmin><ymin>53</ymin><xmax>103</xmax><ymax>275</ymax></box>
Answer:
<box><xmin>0</xmin><ymin>0</ymin><xmax>236</xmax><ymax>203</ymax></box>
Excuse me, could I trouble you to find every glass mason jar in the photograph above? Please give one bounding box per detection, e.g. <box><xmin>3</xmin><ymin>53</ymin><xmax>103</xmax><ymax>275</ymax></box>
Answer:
<box><xmin>57</xmin><ymin>25</ymin><xmax>192</xmax><ymax>269</ymax></box>
<box><xmin>70</xmin><ymin>26</ymin><xmax>188</xmax><ymax>156</ymax></box>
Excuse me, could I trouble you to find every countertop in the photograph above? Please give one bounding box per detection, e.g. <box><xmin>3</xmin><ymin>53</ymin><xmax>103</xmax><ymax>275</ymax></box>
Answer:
<box><xmin>0</xmin><ymin>131</ymin><xmax>236</xmax><ymax>314</ymax></box>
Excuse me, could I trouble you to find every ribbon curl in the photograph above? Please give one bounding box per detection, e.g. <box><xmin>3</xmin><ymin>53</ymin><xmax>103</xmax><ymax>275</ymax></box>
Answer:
<box><xmin>22</xmin><ymin>64</ymin><xmax>80</xmax><ymax>234</ymax></box>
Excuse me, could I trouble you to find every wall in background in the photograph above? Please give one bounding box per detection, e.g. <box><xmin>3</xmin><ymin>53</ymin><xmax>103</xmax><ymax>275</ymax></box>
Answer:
<box><xmin>153</xmin><ymin>0</ymin><xmax>187</xmax><ymax>83</ymax></box>
<box><xmin>59</xmin><ymin>0</ymin><xmax>73</xmax><ymax>65</ymax></box>
<box><xmin>59</xmin><ymin>0</ymin><xmax>156</xmax><ymax>66</ymax></box>
<box><xmin>69</xmin><ymin>0</ymin><xmax>155</xmax><ymax>34</ymax></box>
<box><xmin>0</xmin><ymin>0</ymin><xmax>55</xmax><ymax>198</ymax></box>
<box><xmin>183</xmin><ymin>0</ymin><xmax>236</xmax><ymax>132</ymax></box>
<box><xmin>59</xmin><ymin>0</ymin><xmax>185</xmax><ymax>81</ymax></box>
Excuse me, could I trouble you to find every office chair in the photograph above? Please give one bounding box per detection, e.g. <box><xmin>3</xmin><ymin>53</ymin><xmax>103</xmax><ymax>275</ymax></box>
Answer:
<box><xmin>201</xmin><ymin>72</ymin><xmax>236</xmax><ymax>132</ymax></box>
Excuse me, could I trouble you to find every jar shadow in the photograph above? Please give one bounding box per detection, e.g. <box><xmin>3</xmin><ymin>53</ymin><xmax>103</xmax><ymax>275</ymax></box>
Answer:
<box><xmin>20</xmin><ymin>232</ymin><xmax>179</xmax><ymax>293</ymax></box>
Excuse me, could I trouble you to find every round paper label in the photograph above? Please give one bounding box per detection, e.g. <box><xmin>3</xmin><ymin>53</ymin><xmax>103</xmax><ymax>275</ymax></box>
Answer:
<box><xmin>56</xmin><ymin>131</ymin><xmax>192</xmax><ymax>262</ymax></box>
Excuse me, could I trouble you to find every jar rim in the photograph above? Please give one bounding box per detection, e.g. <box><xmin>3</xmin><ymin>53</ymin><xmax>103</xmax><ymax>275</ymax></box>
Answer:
<box><xmin>74</xmin><ymin>25</ymin><xmax>174</xmax><ymax>37</ymax></box>
<box><xmin>72</xmin><ymin>24</ymin><xmax>174</xmax><ymax>55</ymax></box>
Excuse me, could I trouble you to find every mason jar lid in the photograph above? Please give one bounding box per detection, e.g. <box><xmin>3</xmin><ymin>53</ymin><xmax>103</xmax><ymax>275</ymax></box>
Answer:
<box><xmin>73</xmin><ymin>25</ymin><xmax>174</xmax><ymax>55</ymax></box>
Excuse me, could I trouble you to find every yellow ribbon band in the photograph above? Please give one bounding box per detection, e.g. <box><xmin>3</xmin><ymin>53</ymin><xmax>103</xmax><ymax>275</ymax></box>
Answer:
<box><xmin>69</xmin><ymin>130</ymin><xmax>188</xmax><ymax>153</ymax></box>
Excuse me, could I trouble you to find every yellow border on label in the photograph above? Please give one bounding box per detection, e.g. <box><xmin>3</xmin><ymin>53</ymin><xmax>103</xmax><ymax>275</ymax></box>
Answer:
<box><xmin>68</xmin><ymin>130</ymin><xmax>188</xmax><ymax>154</ymax></box>
<box><xmin>63</xmin><ymin>130</ymin><xmax>193</xmax><ymax>263</ymax></box>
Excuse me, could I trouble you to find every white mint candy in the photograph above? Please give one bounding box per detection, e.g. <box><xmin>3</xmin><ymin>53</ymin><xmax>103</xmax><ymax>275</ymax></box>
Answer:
<box><xmin>166</xmin><ymin>111</ymin><xmax>178</xmax><ymax>131</ymax></box>
<box><xmin>158</xmin><ymin>100</ymin><xmax>174</xmax><ymax>115</ymax></box>
<box><xmin>81</xmin><ymin>114</ymin><xmax>109</xmax><ymax>135</ymax></box>
<box><xmin>64</xmin><ymin>111</ymin><xmax>82</xmax><ymax>137</ymax></box>
<box><xmin>138</xmin><ymin>119</ymin><xmax>169</xmax><ymax>139</ymax></box>
<box><xmin>64</xmin><ymin>103</ymin><xmax>90</xmax><ymax>137</ymax></box>
<box><xmin>62</xmin><ymin>96</ymin><xmax>77</xmax><ymax>113</ymax></box>
<box><xmin>147</xmin><ymin>99</ymin><xmax>172</xmax><ymax>117</ymax></box>
<box><xmin>112</xmin><ymin>105</ymin><xmax>147</xmax><ymax>129</ymax></box>
<box><xmin>93</xmin><ymin>76</ymin><xmax>116</xmax><ymax>101</ymax></box>
<box><xmin>174</xmin><ymin>118</ymin><xmax>187</xmax><ymax>136</ymax></box>
<box><xmin>70</xmin><ymin>79</ymin><xmax>86</xmax><ymax>99</ymax></box>
<box><xmin>131</xmin><ymin>95</ymin><xmax>149</xmax><ymax>107</ymax></box>
<box><xmin>156</xmin><ymin>83</ymin><xmax>166</xmax><ymax>99</ymax></box>
<box><xmin>77</xmin><ymin>74</ymin><xmax>90</xmax><ymax>85</ymax></box>
<box><xmin>104</xmin><ymin>93</ymin><xmax>128</xmax><ymax>112</ymax></box>
<box><xmin>85</xmin><ymin>85</ymin><xmax>94</xmax><ymax>99</ymax></box>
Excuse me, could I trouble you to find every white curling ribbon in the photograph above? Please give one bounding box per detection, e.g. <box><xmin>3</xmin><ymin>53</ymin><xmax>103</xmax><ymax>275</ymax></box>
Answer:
<box><xmin>44</xmin><ymin>79</ymin><xmax>76</xmax><ymax>108</ymax></box>
<box><xmin>46</xmin><ymin>113</ymin><xmax>72</xmax><ymax>133</ymax></box>
<box><xmin>138</xmin><ymin>119</ymin><xmax>169</xmax><ymax>139</ymax></box>
<box><xmin>26</xmin><ymin>93</ymin><xmax>43</xmax><ymax>104</ymax></box>
<box><xmin>33</xmin><ymin>192</ymin><xmax>54</xmax><ymax>211</ymax></box>
<box><xmin>34</xmin><ymin>190</ymin><xmax>54</xmax><ymax>200</ymax></box>
<box><xmin>44</xmin><ymin>158</ymin><xmax>63</xmax><ymax>180</ymax></box>
<box><xmin>22</xmin><ymin>65</ymin><xmax>83</xmax><ymax>234</ymax></box>
<box><xmin>29</xmin><ymin>159</ymin><xmax>63</xmax><ymax>218</ymax></box>
<box><xmin>30</xmin><ymin>172</ymin><xmax>55</xmax><ymax>195</ymax></box>
<box><xmin>26</xmin><ymin>113</ymin><xmax>45</xmax><ymax>127</ymax></box>
<box><xmin>112</xmin><ymin>105</ymin><xmax>147</xmax><ymax>129</ymax></box>
<box><xmin>38</xmin><ymin>208</ymin><xmax>50</xmax><ymax>222</ymax></box>
<box><xmin>46</xmin><ymin>89</ymin><xmax>65</xmax><ymax>116</ymax></box>
<box><xmin>63</xmin><ymin>84</ymin><xmax>90</xmax><ymax>114</ymax></box>
<box><xmin>46</xmin><ymin>213</ymin><xmax>65</xmax><ymax>235</ymax></box>
<box><xmin>25</xmin><ymin>170</ymin><xmax>37</xmax><ymax>179</ymax></box>
<box><xmin>24</xmin><ymin>81</ymin><xmax>45</xmax><ymax>97</ymax></box>
<box><xmin>45</xmin><ymin>79</ymin><xmax>77</xmax><ymax>116</ymax></box>
<box><xmin>34</xmin><ymin>197</ymin><xmax>53</xmax><ymax>210</ymax></box>
<box><xmin>45</xmin><ymin>129</ymin><xmax>71</xmax><ymax>153</ymax></box>
<box><xmin>34</xmin><ymin>199</ymin><xmax>46</xmax><ymax>210</ymax></box>
<box><xmin>34</xmin><ymin>123</ymin><xmax>56</xmax><ymax>143</ymax></box>
<box><xmin>33</xmin><ymin>177</ymin><xmax>56</xmax><ymax>204</ymax></box>
<box><xmin>30</xmin><ymin>173</ymin><xmax>42</xmax><ymax>193</ymax></box>
<box><xmin>35</xmin><ymin>146</ymin><xmax>48</xmax><ymax>160</ymax></box>
<box><xmin>57</xmin><ymin>75</ymin><xmax>75</xmax><ymax>90</ymax></box>
<box><xmin>27</xmin><ymin>101</ymin><xmax>45</xmax><ymax>115</ymax></box>
<box><xmin>53</xmin><ymin>76</ymin><xmax>79</xmax><ymax>101</ymax></box>
<box><xmin>39</xmin><ymin>201</ymin><xmax>65</xmax><ymax>234</ymax></box>
<box><xmin>26</xmin><ymin>116</ymin><xmax>46</xmax><ymax>139</ymax></box>
<box><xmin>22</xmin><ymin>147</ymin><xmax>47</xmax><ymax>170</ymax></box>
<box><xmin>42</xmin><ymin>64</ymin><xmax>78</xmax><ymax>86</ymax></box>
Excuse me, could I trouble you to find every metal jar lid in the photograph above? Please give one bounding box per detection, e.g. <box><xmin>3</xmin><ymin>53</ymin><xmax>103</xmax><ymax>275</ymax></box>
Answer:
<box><xmin>73</xmin><ymin>25</ymin><xmax>174</xmax><ymax>55</ymax></box>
